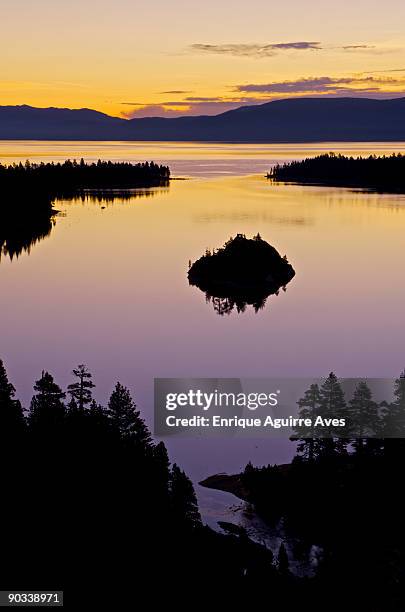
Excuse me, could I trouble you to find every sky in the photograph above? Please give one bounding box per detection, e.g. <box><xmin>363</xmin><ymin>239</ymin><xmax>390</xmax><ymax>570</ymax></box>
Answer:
<box><xmin>1</xmin><ymin>0</ymin><xmax>405</xmax><ymax>118</ymax></box>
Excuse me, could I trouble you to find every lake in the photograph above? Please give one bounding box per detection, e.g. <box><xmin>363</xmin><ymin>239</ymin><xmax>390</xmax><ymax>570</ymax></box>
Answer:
<box><xmin>1</xmin><ymin>140</ymin><xmax>405</xmax><ymax>530</ymax></box>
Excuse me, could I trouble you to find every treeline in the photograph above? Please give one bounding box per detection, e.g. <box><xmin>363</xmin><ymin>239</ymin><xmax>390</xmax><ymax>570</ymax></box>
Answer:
<box><xmin>0</xmin><ymin>159</ymin><xmax>170</xmax><ymax>197</ymax></box>
<box><xmin>241</xmin><ymin>371</ymin><xmax>405</xmax><ymax>610</ymax></box>
<box><xmin>292</xmin><ymin>372</ymin><xmax>405</xmax><ymax>460</ymax></box>
<box><xmin>0</xmin><ymin>359</ymin><xmax>300</xmax><ymax>606</ymax></box>
<box><xmin>268</xmin><ymin>152</ymin><xmax>405</xmax><ymax>192</ymax></box>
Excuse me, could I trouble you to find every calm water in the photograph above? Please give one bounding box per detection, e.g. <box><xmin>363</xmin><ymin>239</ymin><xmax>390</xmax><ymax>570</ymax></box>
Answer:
<box><xmin>1</xmin><ymin>142</ymin><xmax>405</xmax><ymax>525</ymax></box>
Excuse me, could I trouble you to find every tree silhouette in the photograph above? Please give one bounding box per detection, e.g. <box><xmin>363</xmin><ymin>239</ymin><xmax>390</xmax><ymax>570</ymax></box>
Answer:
<box><xmin>67</xmin><ymin>364</ymin><xmax>95</xmax><ymax>410</ymax></box>
<box><xmin>0</xmin><ymin>359</ymin><xmax>25</xmax><ymax>439</ymax></box>
<box><xmin>382</xmin><ymin>371</ymin><xmax>405</xmax><ymax>438</ymax></box>
<box><xmin>29</xmin><ymin>370</ymin><xmax>66</xmax><ymax>430</ymax></box>
<box><xmin>291</xmin><ymin>383</ymin><xmax>322</xmax><ymax>461</ymax></box>
<box><xmin>170</xmin><ymin>463</ymin><xmax>201</xmax><ymax>530</ymax></box>
<box><xmin>107</xmin><ymin>382</ymin><xmax>152</xmax><ymax>449</ymax></box>
<box><xmin>347</xmin><ymin>381</ymin><xmax>381</xmax><ymax>454</ymax></box>
<box><xmin>318</xmin><ymin>372</ymin><xmax>348</xmax><ymax>456</ymax></box>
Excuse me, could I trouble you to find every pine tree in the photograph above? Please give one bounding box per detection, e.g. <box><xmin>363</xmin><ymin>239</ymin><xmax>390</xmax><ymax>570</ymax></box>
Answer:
<box><xmin>67</xmin><ymin>364</ymin><xmax>95</xmax><ymax>410</ymax></box>
<box><xmin>292</xmin><ymin>383</ymin><xmax>322</xmax><ymax>461</ymax></box>
<box><xmin>152</xmin><ymin>441</ymin><xmax>171</xmax><ymax>503</ymax></box>
<box><xmin>29</xmin><ymin>370</ymin><xmax>65</xmax><ymax>429</ymax></box>
<box><xmin>107</xmin><ymin>382</ymin><xmax>152</xmax><ymax>448</ymax></box>
<box><xmin>348</xmin><ymin>381</ymin><xmax>380</xmax><ymax>454</ymax></box>
<box><xmin>170</xmin><ymin>463</ymin><xmax>201</xmax><ymax>530</ymax></box>
<box><xmin>153</xmin><ymin>441</ymin><xmax>170</xmax><ymax>485</ymax></box>
<box><xmin>382</xmin><ymin>371</ymin><xmax>405</xmax><ymax>438</ymax></box>
<box><xmin>0</xmin><ymin>359</ymin><xmax>25</xmax><ymax>438</ymax></box>
<box><xmin>318</xmin><ymin>372</ymin><xmax>348</xmax><ymax>457</ymax></box>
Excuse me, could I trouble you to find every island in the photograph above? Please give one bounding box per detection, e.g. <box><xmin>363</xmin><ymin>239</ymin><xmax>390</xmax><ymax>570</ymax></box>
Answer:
<box><xmin>187</xmin><ymin>233</ymin><xmax>295</xmax><ymax>315</ymax></box>
<box><xmin>267</xmin><ymin>152</ymin><xmax>405</xmax><ymax>192</ymax></box>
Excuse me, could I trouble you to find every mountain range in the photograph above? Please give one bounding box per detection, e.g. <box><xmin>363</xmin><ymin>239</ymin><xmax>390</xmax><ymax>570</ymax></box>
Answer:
<box><xmin>1</xmin><ymin>97</ymin><xmax>405</xmax><ymax>141</ymax></box>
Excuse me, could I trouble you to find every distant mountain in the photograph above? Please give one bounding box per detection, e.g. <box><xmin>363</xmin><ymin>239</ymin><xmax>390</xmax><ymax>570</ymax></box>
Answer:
<box><xmin>0</xmin><ymin>105</ymin><xmax>126</xmax><ymax>140</ymax></box>
<box><xmin>1</xmin><ymin>98</ymin><xmax>405</xmax><ymax>142</ymax></box>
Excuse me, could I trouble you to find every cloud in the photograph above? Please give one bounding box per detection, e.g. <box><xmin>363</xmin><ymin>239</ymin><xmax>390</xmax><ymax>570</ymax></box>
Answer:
<box><xmin>121</xmin><ymin>96</ymin><xmax>268</xmax><ymax>118</ymax></box>
<box><xmin>122</xmin><ymin>104</ymin><xmax>190</xmax><ymax>118</ymax></box>
<box><xmin>189</xmin><ymin>42</ymin><xmax>321</xmax><ymax>58</ymax></box>
<box><xmin>236</xmin><ymin>75</ymin><xmax>405</xmax><ymax>94</ymax></box>
<box><xmin>342</xmin><ymin>44</ymin><xmax>375</xmax><ymax>50</ymax></box>
<box><xmin>158</xmin><ymin>90</ymin><xmax>192</xmax><ymax>94</ymax></box>
<box><xmin>368</xmin><ymin>67</ymin><xmax>405</xmax><ymax>73</ymax></box>
<box><xmin>121</xmin><ymin>72</ymin><xmax>405</xmax><ymax>119</ymax></box>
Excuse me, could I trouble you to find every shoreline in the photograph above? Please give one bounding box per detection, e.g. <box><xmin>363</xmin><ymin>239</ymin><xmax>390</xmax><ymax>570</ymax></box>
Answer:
<box><xmin>199</xmin><ymin>463</ymin><xmax>292</xmax><ymax>503</ymax></box>
<box><xmin>199</xmin><ymin>473</ymin><xmax>250</xmax><ymax>502</ymax></box>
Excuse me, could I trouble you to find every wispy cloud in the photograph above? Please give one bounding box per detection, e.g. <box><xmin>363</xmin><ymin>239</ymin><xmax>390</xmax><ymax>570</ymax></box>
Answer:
<box><xmin>368</xmin><ymin>67</ymin><xmax>405</xmax><ymax>73</ymax></box>
<box><xmin>121</xmin><ymin>96</ymin><xmax>267</xmax><ymax>118</ymax></box>
<box><xmin>189</xmin><ymin>42</ymin><xmax>321</xmax><ymax>58</ymax></box>
<box><xmin>158</xmin><ymin>90</ymin><xmax>193</xmax><ymax>94</ymax></box>
<box><xmin>342</xmin><ymin>44</ymin><xmax>375</xmax><ymax>50</ymax></box>
<box><xmin>121</xmin><ymin>73</ymin><xmax>405</xmax><ymax>119</ymax></box>
<box><xmin>236</xmin><ymin>75</ymin><xmax>405</xmax><ymax>94</ymax></box>
<box><xmin>188</xmin><ymin>41</ymin><xmax>385</xmax><ymax>58</ymax></box>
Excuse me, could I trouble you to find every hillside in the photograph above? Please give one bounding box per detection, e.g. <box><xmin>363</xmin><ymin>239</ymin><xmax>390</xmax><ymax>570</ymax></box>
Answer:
<box><xmin>1</xmin><ymin>97</ymin><xmax>405</xmax><ymax>141</ymax></box>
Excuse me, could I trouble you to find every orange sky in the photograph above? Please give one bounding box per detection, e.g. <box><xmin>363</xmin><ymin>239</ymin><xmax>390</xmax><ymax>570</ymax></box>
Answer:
<box><xmin>1</xmin><ymin>0</ymin><xmax>405</xmax><ymax>117</ymax></box>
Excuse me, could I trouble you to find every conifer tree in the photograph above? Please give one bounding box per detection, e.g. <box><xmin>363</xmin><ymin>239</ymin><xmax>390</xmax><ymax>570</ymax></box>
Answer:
<box><xmin>67</xmin><ymin>364</ymin><xmax>95</xmax><ymax>410</ymax></box>
<box><xmin>292</xmin><ymin>383</ymin><xmax>322</xmax><ymax>461</ymax></box>
<box><xmin>29</xmin><ymin>370</ymin><xmax>65</xmax><ymax>429</ymax></box>
<box><xmin>0</xmin><ymin>359</ymin><xmax>25</xmax><ymax>438</ymax></box>
<box><xmin>107</xmin><ymin>382</ymin><xmax>152</xmax><ymax>448</ymax></box>
<box><xmin>152</xmin><ymin>441</ymin><xmax>171</xmax><ymax>504</ymax></box>
<box><xmin>170</xmin><ymin>463</ymin><xmax>201</xmax><ymax>530</ymax></box>
<box><xmin>382</xmin><ymin>371</ymin><xmax>405</xmax><ymax>438</ymax></box>
<box><xmin>348</xmin><ymin>381</ymin><xmax>380</xmax><ymax>454</ymax></box>
<box><xmin>153</xmin><ymin>441</ymin><xmax>170</xmax><ymax>485</ymax></box>
<box><xmin>318</xmin><ymin>372</ymin><xmax>348</xmax><ymax>456</ymax></box>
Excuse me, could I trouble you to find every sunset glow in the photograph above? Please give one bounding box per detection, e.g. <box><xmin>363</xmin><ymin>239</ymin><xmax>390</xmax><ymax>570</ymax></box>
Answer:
<box><xmin>1</xmin><ymin>0</ymin><xmax>404</xmax><ymax>117</ymax></box>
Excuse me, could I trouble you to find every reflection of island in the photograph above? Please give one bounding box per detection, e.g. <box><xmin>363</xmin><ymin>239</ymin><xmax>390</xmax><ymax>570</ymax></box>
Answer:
<box><xmin>268</xmin><ymin>152</ymin><xmax>405</xmax><ymax>193</ymax></box>
<box><xmin>188</xmin><ymin>233</ymin><xmax>295</xmax><ymax>315</ymax></box>
<box><xmin>0</xmin><ymin>160</ymin><xmax>170</xmax><ymax>260</ymax></box>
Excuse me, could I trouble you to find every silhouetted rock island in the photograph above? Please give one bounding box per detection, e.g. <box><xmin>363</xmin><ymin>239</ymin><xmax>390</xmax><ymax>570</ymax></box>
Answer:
<box><xmin>188</xmin><ymin>233</ymin><xmax>295</xmax><ymax>315</ymax></box>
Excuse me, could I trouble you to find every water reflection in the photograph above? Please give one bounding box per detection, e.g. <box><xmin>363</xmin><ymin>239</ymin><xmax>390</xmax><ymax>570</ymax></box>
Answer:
<box><xmin>194</xmin><ymin>283</ymin><xmax>290</xmax><ymax>316</ymax></box>
<box><xmin>0</xmin><ymin>214</ymin><xmax>55</xmax><ymax>261</ymax></box>
<box><xmin>73</xmin><ymin>187</ymin><xmax>169</xmax><ymax>205</ymax></box>
<box><xmin>0</xmin><ymin>187</ymin><xmax>168</xmax><ymax>261</ymax></box>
